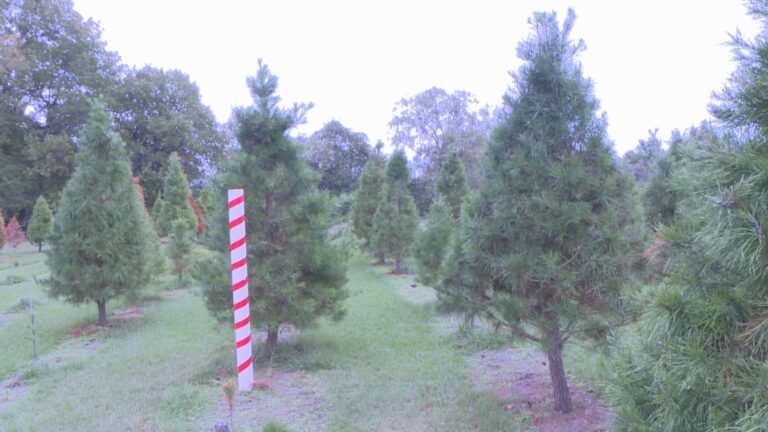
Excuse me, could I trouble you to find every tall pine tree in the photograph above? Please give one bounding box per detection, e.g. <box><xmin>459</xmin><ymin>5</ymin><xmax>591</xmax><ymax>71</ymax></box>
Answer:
<box><xmin>371</xmin><ymin>150</ymin><xmax>419</xmax><ymax>273</ymax></box>
<box><xmin>27</xmin><ymin>196</ymin><xmax>53</xmax><ymax>251</ymax></box>
<box><xmin>608</xmin><ymin>2</ymin><xmax>768</xmax><ymax>429</ymax></box>
<box><xmin>443</xmin><ymin>10</ymin><xmax>635</xmax><ymax>413</ymax></box>
<box><xmin>350</xmin><ymin>154</ymin><xmax>386</xmax><ymax>258</ymax></box>
<box><xmin>47</xmin><ymin>102</ymin><xmax>159</xmax><ymax>326</ymax></box>
<box><xmin>197</xmin><ymin>62</ymin><xmax>347</xmax><ymax>357</ymax></box>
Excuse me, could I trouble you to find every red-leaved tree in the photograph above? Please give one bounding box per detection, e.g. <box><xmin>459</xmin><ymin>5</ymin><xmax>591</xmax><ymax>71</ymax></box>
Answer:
<box><xmin>6</xmin><ymin>216</ymin><xmax>26</xmax><ymax>249</ymax></box>
<box><xmin>189</xmin><ymin>194</ymin><xmax>206</xmax><ymax>236</ymax></box>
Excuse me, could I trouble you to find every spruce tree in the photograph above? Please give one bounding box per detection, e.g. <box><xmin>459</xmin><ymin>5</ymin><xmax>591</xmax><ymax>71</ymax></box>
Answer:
<box><xmin>27</xmin><ymin>196</ymin><xmax>53</xmax><ymax>251</ymax></box>
<box><xmin>47</xmin><ymin>102</ymin><xmax>159</xmax><ymax>326</ymax></box>
<box><xmin>371</xmin><ymin>151</ymin><xmax>419</xmax><ymax>273</ymax></box>
<box><xmin>435</xmin><ymin>152</ymin><xmax>469</xmax><ymax>219</ymax></box>
<box><xmin>444</xmin><ymin>10</ymin><xmax>634</xmax><ymax>413</ymax></box>
<box><xmin>6</xmin><ymin>216</ymin><xmax>25</xmax><ymax>249</ymax></box>
<box><xmin>197</xmin><ymin>62</ymin><xmax>347</xmax><ymax>357</ymax></box>
<box><xmin>0</xmin><ymin>211</ymin><xmax>6</xmax><ymax>249</ymax></box>
<box><xmin>350</xmin><ymin>154</ymin><xmax>386</xmax><ymax>258</ymax></box>
<box><xmin>608</xmin><ymin>2</ymin><xmax>768</xmax><ymax>429</ymax></box>
<box><xmin>157</xmin><ymin>152</ymin><xmax>197</xmax><ymax>237</ymax></box>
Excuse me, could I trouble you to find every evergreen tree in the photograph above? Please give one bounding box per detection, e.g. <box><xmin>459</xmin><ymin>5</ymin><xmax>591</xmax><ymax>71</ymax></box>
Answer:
<box><xmin>435</xmin><ymin>152</ymin><xmax>469</xmax><ymax>219</ymax></box>
<box><xmin>371</xmin><ymin>151</ymin><xmax>419</xmax><ymax>273</ymax></box>
<box><xmin>0</xmin><ymin>211</ymin><xmax>6</xmax><ymax>249</ymax></box>
<box><xmin>168</xmin><ymin>218</ymin><xmax>194</xmax><ymax>286</ymax></box>
<box><xmin>414</xmin><ymin>152</ymin><xmax>470</xmax><ymax>284</ymax></box>
<box><xmin>157</xmin><ymin>152</ymin><xmax>197</xmax><ymax>237</ymax></box>
<box><xmin>444</xmin><ymin>10</ymin><xmax>635</xmax><ymax>413</ymax></box>
<box><xmin>197</xmin><ymin>62</ymin><xmax>347</xmax><ymax>357</ymax></box>
<box><xmin>27</xmin><ymin>196</ymin><xmax>53</xmax><ymax>251</ymax></box>
<box><xmin>413</xmin><ymin>197</ymin><xmax>453</xmax><ymax>285</ymax></box>
<box><xmin>47</xmin><ymin>102</ymin><xmax>159</xmax><ymax>326</ymax></box>
<box><xmin>6</xmin><ymin>216</ymin><xmax>26</xmax><ymax>249</ymax></box>
<box><xmin>608</xmin><ymin>2</ymin><xmax>768</xmax><ymax>429</ymax></box>
<box><xmin>350</xmin><ymin>154</ymin><xmax>387</xmax><ymax>258</ymax></box>
<box><xmin>151</xmin><ymin>196</ymin><xmax>165</xmax><ymax>230</ymax></box>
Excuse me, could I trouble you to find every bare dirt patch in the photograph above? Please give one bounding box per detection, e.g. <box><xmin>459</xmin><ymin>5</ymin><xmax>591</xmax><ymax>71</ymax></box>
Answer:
<box><xmin>70</xmin><ymin>306</ymin><xmax>145</xmax><ymax>338</ymax></box>
<box><xmin>160</xmin><ymin>289</ymin><xmax>185</xmax><ymax>299</ymax></box>
<box><xmin>213</xmin><ymin>368</ymin><xmax>328</xmax><ymax>431</ymax></box>
<box><xmin>470</xmin><ymin>346</ymin><xmax>612</xmax><ymax>432</ymax></box>
<box><xmin>0</xmin><ymin>376</ymin><xmax>27</xmax><ymax>414</ymax></box>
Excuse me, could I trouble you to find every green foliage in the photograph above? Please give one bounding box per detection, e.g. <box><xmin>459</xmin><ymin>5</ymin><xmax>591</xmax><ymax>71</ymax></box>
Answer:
<box><xmin>168</xmin><ymin>219</ymin><xmax>194</xmax><ymax>285</ymax></box>
<box><xmin>113</xmin><ymin>66</ymin><xmax>224</xmax><ymax>204</ymax></box>
<box><xmin>622</xmin><ymin>129</ymin><xmax>663</xmax><ymax>183</ymax></box>
<box><xmin>440</xmin><ymin>10</ymin><xmax>636</xmax><ymax>413</ymax></box>
<box><xmin>435</xmin><ymin>152</ymin><xmax>469</xmax><ymax>219</ymax></box>
<box><xmin>197</xmin><ymin>62</ymin><xmax>347</xmax><ymax>349</ymax></box>
<box><xmin>608</xmin><ymin>4</ymin><xmax>768</xmax><ymax>428</ymax></box>
<box><xmin>305</xmin><ymin>120</ymin><xmax>371</xmax><ymax>194</ymax></box>
<box><xmin>262</xmin><ymin>421</ymin><xmax>291</xmax><ymax>432</ymax></box>
<box><xmin>0</xmin><ymin>0</ymin><xmax>119</xmax><ymax>219</ymax></box>
<box><xmin>27</xmin><ymin>196</ymin><xmax>53</xmax><ymax>250</ymax></box>
<box><xmin>157</xmin><ymin>152</ymin><xmax>197</xmax><ymax>237</ymax></box>
<box><xmin>46</xmin><ymin>102</ymin><xmax>160</xmax><ymax>322</ymax></box>
<box><xmin>372</xmin><ymin>151</ymin><xmax>419</xmax><ymax>273</ymax></box>
<box><xmin>414</xmin><ymin>198</ymin><xmax>453</xmax><ymax>286</ymax></box>
<box><xmin>350</xmin><ymin>154</ymin><xmax>386</xmax><ymax>251</ymax></box>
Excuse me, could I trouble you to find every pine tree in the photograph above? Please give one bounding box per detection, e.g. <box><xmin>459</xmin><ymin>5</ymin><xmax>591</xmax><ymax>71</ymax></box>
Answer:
<box><xmin>6</xmin><ymin>216</ymin><xmax>25</xmax><ymax>249</ymax></box>
<box><xmin>435</xmin><ymin>152</ymin><xmax>469</xmax><ymax>219</ymax></box>
<box><xmin>608</xmin><ymin>2</ymin><xmax>768</xmax><ymax>429</ymax></box>
<box><xmin>413</xmin><ymin>197</ymin><xmax>453</xmax><ymax>285</ymax></box>
<box><xmin>197</xmin><ymin>62</ymin><xmax>347</xmax><ymax>357</ymax></box>
<box><xmin>444</xmin><ymin>10</ymin><xmax>635</xmax><ymax>413</ymax></box>
<box><xmin>47</xmin><ymin>102</ymin><xmax>159</xmax><ymax>326</ymax></box>
<box><xmin>414</xmin><ymin>153</ymin><xmax>469</xmax><ymax>285</ymax></box>
<box><xmin>27</xmin><ymin>196</ymin><xmax>53</xmax><ymax>251</ymax></box>
<box><xmin>371</xmin><ymin>151</ymin><xmax>419</xmax><ymax>273</ymax></box>
<box><xmin>350</xmin><ymin>154</ymin><xmax>386</xmax><ymax>258</ymax></box>
<box><xmin>0</xmin><ymin>211</ymin><xmax>6</xmax><ymax>249</ymax></box>
<box><xmin>157</xmin><ymin>152</ymin><xmax>197</xmax><ymax>237</ymax></box>
<box><xmin>151</xmin><ymin>196</ymin><xmax>165</xmax><ymax>231</ymax></box>
<box><xmin>168</xmin><ymin>218</ymin><xmax>194</xmax><ymax>286</ymax></box>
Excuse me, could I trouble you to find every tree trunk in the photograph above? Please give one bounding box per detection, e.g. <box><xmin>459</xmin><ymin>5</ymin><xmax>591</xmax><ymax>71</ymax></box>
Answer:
<box><xmin>544</xmin><ymin>314</ymin><xmax>573</xmax><ymax>413</ymax></box>
<box><xmin>394</xmin><ymin>255</ymin><xmax>403</xmax><ymax>273</ymax></box>
<box><xmin>37</xmin><ymin>243</ymin><xmax>42</xmax><ymax>252</ymax></box>
<box><xmin>376</xmin><ymin>250</ymin><xmax>386</xmax><ymax>265</ymax></box>
<box><xmin>97</xmin><ymin>300</ymin><xmax>108</xmax><ymax>326</ymax></box>
<box><xmin>265</xmin><ymin>326</ymin><xmax>279</xmax><ymax>358</ymax></box>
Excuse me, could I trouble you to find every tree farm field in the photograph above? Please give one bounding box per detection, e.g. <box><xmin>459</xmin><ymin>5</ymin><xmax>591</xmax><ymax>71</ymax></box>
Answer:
<box><xmin>0</xmin><ymin>245</ymin><xmax>610</xmax><ymax>431</ymax></box>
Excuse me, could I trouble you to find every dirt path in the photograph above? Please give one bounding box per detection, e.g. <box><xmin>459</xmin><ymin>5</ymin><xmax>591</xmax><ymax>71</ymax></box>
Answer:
<box><xmin>470</xmin><ymin>347</ymin><xmax>612</xmax><ymax>432</ymax></box>
<box><xmin>390</xmin><ymin>274</ymin><xmax>613</xmax><ymax>432</ymax></box>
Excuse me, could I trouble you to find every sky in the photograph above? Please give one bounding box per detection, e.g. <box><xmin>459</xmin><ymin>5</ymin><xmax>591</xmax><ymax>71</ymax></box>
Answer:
<box><xmin>72</xmin><ymin>0</ymin><xmax>760</xmax><ymax>155</ymax></box>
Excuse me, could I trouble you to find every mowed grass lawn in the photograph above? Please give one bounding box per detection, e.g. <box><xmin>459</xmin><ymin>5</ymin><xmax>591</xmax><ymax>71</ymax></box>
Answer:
<box><xmin>0</xmin><ymin>246</ymin><xmax>522</xmax><ymax>431</ymax></box>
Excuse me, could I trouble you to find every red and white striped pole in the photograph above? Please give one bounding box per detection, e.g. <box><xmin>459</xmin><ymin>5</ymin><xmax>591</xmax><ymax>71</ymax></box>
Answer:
<box><xmin>228</xmin><ymin>189</ymin><xmax>253</xmax><ymax>391</ymax></box>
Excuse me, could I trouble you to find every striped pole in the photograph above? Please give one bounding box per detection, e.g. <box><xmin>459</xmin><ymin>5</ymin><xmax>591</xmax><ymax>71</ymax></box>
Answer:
<box><xmin>228</xmin><ymin>189</ymin><xmax>253</xmax><ymax>392</ymax></box>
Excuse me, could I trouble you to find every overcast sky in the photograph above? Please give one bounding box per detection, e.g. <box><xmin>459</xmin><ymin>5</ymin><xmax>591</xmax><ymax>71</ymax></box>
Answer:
<box><xmin>72</xmin><ymin>0</ymin><xmax>759</xmax><ymax>155</ymax></box>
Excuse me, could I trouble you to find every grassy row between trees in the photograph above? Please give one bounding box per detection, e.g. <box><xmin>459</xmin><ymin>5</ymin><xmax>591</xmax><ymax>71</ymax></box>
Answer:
<box><xmin>0</xmin><ymin>247</ymin><xmax>529</xmax><ymax>431</ymax></box>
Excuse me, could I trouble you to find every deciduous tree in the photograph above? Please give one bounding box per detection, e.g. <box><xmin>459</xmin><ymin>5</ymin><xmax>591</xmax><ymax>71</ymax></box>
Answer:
<box><xmin>304</xmin><ymin>120</ymin><xmax>370</xmax><ymax>195</ymax></box>
<box><xmin>6</xmin><ymin>215</ymin><xmax>25</xmax><ymax>249</ymax></box>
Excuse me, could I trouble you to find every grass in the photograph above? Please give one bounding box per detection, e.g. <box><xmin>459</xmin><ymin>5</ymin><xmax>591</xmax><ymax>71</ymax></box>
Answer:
<box><xmin>308</xmin><ymin>255</ymin><xmax>522</xmax><ymax>431</ymax></box>
<box><xmin>0</xmin><ymin>245</ymin><xmax>525</xmax><ymax>431</ymax></box>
